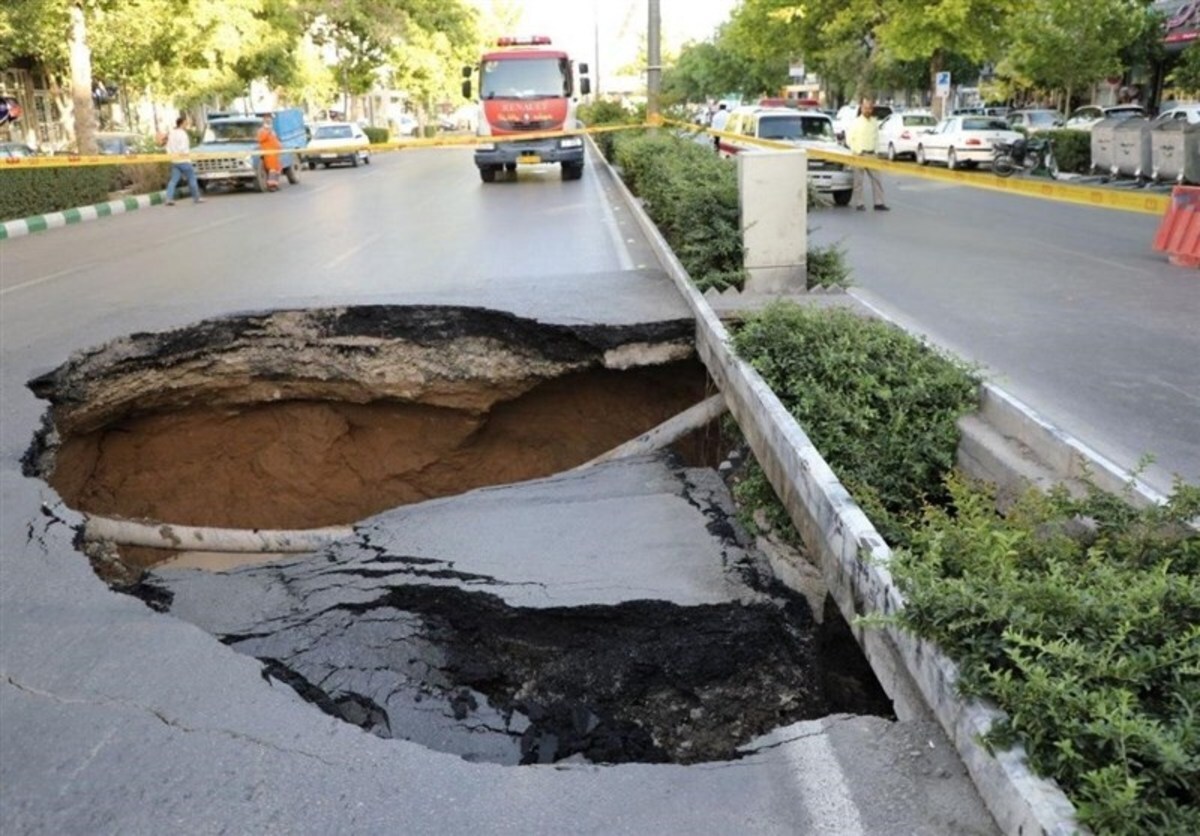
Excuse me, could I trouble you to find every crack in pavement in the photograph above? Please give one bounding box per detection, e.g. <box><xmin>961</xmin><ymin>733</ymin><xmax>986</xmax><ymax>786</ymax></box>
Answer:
<box><xmin>2</xmin><ymin>674</ymin><xmax>341</xmax><ymax>767</ymax></box>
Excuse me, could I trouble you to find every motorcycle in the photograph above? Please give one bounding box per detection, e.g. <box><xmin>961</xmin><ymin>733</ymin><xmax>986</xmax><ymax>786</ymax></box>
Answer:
<box><xmin>991</xmin><ymin>136</ymin><xmax>1057</xmax><ymax>178</ymax></box>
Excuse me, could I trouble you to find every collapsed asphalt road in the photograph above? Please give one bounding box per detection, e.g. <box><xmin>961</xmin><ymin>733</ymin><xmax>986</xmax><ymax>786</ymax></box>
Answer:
<box><xmin>135</xmin><ymin>457</ymin><xmax>891</xmax><ymax>766</ymax></box>
<box><xmin>2</xmin><ymin>152</ymin><xmax>1001</xmax><ymax>832</ymax></box>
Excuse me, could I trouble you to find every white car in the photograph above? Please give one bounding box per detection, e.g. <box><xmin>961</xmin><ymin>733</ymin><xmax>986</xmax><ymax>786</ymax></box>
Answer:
<box><xmin>915</xmin><ymin>116</ymin><xmax>1023</xmax><ymax>169</ymax></box>
<box><xmin>877</xmin><ymin>111</ymin><xmax>937</xmax><ymax>160</ymax></box>
<box><xmin>395</xmin><ymin>113</ymin><xmax>420</xmax><ymax>137</ymax></box>
<box><xmin>306</xmin><ymin>122</ymin><xmax>370</xmax><ymax>169</ymax></box>
<box><xmin>1007</xmin><ymin>109</ymin><xmax>1065</xmax><ymax>133</ymax></box>
<box><xmin>1065</xmin><ymin>104</ymin><xmax>1144</xmax><ymax>131</ymax></box>
<box><xmin>718</xmin><ymin>106</ymin><xmax>854</xmax><ymax>205</ymax></box>
<box><xmin>1155</xmin><ymin>103</ymin><xmax>1200</xmax><ymax>124</ymax></box>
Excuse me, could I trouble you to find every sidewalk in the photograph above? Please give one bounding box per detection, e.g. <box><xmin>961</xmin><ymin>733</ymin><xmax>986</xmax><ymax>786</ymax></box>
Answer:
<box><xmin>0</xmin><ymin>191</ymin><xmax>164</xmax><ymax>241</ymax></box>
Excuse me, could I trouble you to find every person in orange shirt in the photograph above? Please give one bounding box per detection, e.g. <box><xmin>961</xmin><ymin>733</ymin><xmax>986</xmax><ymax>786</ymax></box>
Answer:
<box><xmin>256</xmin><ymin>113</ymin><xmax>283</xmax><ymax>191</ymax></box>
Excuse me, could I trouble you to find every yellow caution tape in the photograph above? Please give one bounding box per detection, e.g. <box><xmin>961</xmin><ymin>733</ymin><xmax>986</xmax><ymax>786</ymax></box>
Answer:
<box><xmin>3</xmin><ymin>117</ymin><xmax>1171</xmax><ymax>216</ymax></box>
<box><xmin>663</xmin><ymin>117</ymin><xmax>1171</xmax><ymax>217</ymax></box>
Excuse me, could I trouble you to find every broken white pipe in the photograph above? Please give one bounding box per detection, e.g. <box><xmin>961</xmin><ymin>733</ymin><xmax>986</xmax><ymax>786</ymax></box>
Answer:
<box><xmin>83</xmin><ymin>515</ymin><xmax>354</xmax><ymax>554</ymax></box>
<box><xmin>577</xmin><ymin>393</ymin><xmax>728</xmax><ymax>469</ymax></box>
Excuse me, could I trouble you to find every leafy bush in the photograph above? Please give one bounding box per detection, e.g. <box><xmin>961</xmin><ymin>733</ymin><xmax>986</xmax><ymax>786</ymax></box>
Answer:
<box><xmin>114</xmin><ymin>159</ymin><xmax>170</xmax><ymax>194</ymax></box>
<box><xmin>1046</xmin><ymin>129</ymin><xmax>1091</xmax><ymax>174</ymax></box>
<box><xmin>363</xmin><ymin>126</ymin><xmax>389</xmax><ymax>144</ymax></box>
<box><xmin>731</xmin><ymin>303</ymin><xmax>981</xmax><ymax>546</ymax></box>
<box><xmin>807</xmin><ymin>242</ymin><xmax>852</xmax><ymax>289</ymax></box>
<box><xmin>612</xmin><ymin>130</ymin><xmax>745</xmax><ymax>292</ymax></box>
<box><xmin>577</xmin><ymin>100</ymin><xmax>635</xmax><ymax>127</ymax></box>
<box><xmin>578</xmin><ymin>100</ymin><xmax>641</xmax><ymax>162</ymax></box>
<box><xmin>0</xmin><ymin>166</ymin><xmax>118</xmax><ymax>222</ymax></box>
<box><xmin>889</xmin><ymin>476</ymin><xmax>1199</xmax><ymax>835</ymax></box>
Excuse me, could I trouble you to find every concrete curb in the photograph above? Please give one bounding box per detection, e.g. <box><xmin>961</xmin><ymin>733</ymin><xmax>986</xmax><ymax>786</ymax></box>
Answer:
<box><xmin>0</xmin><ymin>191</ymin><xmax>165</xmax><ymax>240</ymax></box>
<box><xmin>591</xmin><ymin>139</ymin><xmax>1085</xmax><ymax>835</ymax></box>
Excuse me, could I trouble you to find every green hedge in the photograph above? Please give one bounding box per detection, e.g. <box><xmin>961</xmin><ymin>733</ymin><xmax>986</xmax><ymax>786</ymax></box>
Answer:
<box><xmin>732</xmin><ymin>303</ymin><xmax>981</xmax><ymax>547</ymax></box>
<box><xmin>0</xmin><ymin>166</ymin><xmax>118</xmax><ymax>222</ymax></box>
<box><xmin>612</xmin><ymin>130</ymin><xmax>744</xmax><ymax>292</ymax></box>
<box><xmin>731</xmin><ymin>300</ymin><xmax>1199</xmax><ymax>832</ymax></box>
<box><xmin>363</xmin><ymin>126</ymin><xmax>389</xmax><ymax>144</ymax></box>
<box><xmin>892</xmin><ymin>478</ymin><xmax>1199</xmax><ymax>835</ymax></box>
<box><xmin>578</xmin><ymin>100</ymin><xmax>641</xmax><ymax>162</ymax></box>
<box><xmin>1046</xmin><ymin>128</ymin><xmax>1091</xmax><ymax>174</ymax></box>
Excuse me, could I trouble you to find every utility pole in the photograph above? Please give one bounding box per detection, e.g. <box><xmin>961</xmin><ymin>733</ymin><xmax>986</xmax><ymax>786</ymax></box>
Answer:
<box><xmin>647</xmin><ymin>0</ymin><xmax>661</xmax><ymax>122</ymax></box>
<box><xmin>593</xmin><ymin>0</ymin><xmax>601</xmax><ymax>100</ymax></box>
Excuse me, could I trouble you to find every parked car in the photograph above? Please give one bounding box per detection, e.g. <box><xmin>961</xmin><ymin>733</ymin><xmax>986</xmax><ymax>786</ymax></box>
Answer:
<box><xmin>915</xmin><ymin>115</ymin><xmax>1023</xmax><ymax>169</ymax></box>
<box><xmin>718</xmin><ymin>106</ymin><xmax>854</xmax><ymax>205</ymax></box>
<box><xmin>394</xmin><ymin>113</ymin><xmax>420</xmax><ymax>137</ymax></box>
<box><xmin>1007</xmin><ymin>109</ymin><xmax>1065</xmax><ymax>133</ymax></box>
<box><xmin>305</xmin><ymin>121</ymin><xmax>371</xmax><ymax>168</ymax></box>
<box><xmin>192</xmin><ymin>108</ymin><xmax>307</xmax><ymax>192</ymax></box>
<box><xmin>1154</xmin><ymin>103</ymin><xmax>1200</xmax><ymax>124</ymax></box>
<box><xmin>952</xmin><ymin>105</ymin><xmax>1011</xmax><ymax>119</ymax></box>
<box><xmin>0</xmin><ymin>141</ymin><xmax>37</xmax><ymax>158</ymax></box>
<box><xmin>876</xmin><ymin>110</ymin><xmax>937</xmax><ymax>160</ymax></box>
<box><xmin>1065</xmin><ymin>105</ymin><xmax>1144</xmax><ymax>131</ymax></box>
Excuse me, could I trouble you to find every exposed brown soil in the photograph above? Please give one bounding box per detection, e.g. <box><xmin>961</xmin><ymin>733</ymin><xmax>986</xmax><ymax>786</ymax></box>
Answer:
<box><xmin>50</xmin><ymin>361</ymin><xmax>719</xmax><ymax>531</ymax></box>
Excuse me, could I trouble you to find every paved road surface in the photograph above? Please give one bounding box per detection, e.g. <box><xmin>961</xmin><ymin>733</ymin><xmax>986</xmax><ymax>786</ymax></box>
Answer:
<box><xmin>810</xmin><ymin>172</ymin><xmax>1200</xmax><ymax>495</ymax></box>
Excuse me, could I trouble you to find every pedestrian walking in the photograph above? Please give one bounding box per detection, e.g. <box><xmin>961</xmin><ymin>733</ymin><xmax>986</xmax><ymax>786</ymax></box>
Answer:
<box><xmin>711</xmin><ymin>103</ymin><xmax>729</xmax><ymax>152</ymax></box>
<box><xmin>164</xmin><ymin>115</ymin><xmax>203</xmax><ymax>206</ymax></box>
<box><xmin>257</xmin><ymin>113</ymin><xmax>283</xmax><ymax>191</ymax></box>
<box><xmin>847</xmin><ymin>99</ymin><xmax>888</xmax><ymax>211</ymax></box>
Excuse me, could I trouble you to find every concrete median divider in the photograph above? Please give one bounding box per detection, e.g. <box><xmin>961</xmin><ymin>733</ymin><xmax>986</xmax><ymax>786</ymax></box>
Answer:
<box><xmin>593</xmin><ymin>134</ymin><xmax>1093</xmax><ymax>834</ymax></box>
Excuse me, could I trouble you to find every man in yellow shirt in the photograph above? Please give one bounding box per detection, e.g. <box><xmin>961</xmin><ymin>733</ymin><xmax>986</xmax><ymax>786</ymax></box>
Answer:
<box><xmin>846</xmin><ymin>99</ymin><xmax>889</xmax><ymax>211</ymax></box>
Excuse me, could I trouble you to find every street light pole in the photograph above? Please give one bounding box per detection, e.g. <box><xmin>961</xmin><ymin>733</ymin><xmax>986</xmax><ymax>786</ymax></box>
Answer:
<box><xmin>647</xmin><ymin>0</ymin><xmax>661</xmax><ymax>121</ymax></box>
<box><xmin>593</xmin><ymin>0</ymin><xmax>601</xmax><ymax>100</ymax></box>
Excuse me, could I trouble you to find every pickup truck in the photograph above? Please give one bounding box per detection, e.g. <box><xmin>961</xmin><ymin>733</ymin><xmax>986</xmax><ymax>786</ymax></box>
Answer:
<box><xmin>192</xmin><ymin>108</ymin><xmax>306</xmax><ymax>192</ymax></box>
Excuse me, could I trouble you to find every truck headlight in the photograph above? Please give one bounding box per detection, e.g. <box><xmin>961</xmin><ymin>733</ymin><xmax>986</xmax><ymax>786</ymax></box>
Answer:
<box><xmin>477</xmin><ymin>142</ymin><xmax>495</xmax><ymax>151</ymax></box>
<box><xmin>560</xmin><ymin>137</ymin><xmax>583</xmax><ymax>149</ymax></box>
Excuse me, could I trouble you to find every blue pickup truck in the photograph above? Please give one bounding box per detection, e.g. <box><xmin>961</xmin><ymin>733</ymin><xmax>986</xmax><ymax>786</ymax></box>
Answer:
<box><xmin>192</xmin><ymin>108</ymin><xmax>306</xmax><ymax>193</ymax></box>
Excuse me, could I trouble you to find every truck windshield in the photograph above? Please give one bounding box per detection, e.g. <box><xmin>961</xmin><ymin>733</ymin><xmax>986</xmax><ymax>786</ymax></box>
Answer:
<box><xmin>759</xmin><ymin>115</ymin><xmax>834</xmax><ymax>142</ymax></box>
<box><xmin>481</xmin><ymin>57</ymin><xmax>570</xmax><ymax>99</ymax></box>
<box><xmin>208</xmin><ymin>121</ymin><xmax>261</xmax><ymax>141</ymax></box>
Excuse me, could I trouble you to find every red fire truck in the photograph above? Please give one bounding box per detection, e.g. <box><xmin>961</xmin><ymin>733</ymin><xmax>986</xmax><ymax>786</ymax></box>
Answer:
<box><xmin>461</xmin><ymin>36</ymin><xmax>591</xmax><ymax>183</ymax></box>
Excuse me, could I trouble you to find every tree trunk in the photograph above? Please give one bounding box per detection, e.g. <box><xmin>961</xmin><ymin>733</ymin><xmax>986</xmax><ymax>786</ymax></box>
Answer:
<box><xmin>930</xmin><ymin>50</ymin><xmax>945</xmax><ymax>120</ymax></box>
<box><xmin>68</xmin><ymin>2</ymin><xmax>97</xmax><ymax>154</ymax></box>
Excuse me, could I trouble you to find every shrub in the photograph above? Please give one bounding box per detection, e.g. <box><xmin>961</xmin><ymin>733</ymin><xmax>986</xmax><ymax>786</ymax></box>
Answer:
<box><xmin>731</xmin><ymin>303</ymin><xmax>981</xmax><ymax>546</ymax></box>
<box><xmin>807</xmin><ymin>242</ymin><xmax>852</xmax><ymax>290</ymax></box>
<box><xmin>0</xmin><ymin>166</ymin><xmax>118</xmax><ymax>222</ymax></box>
<box><xmin>1046</xmin><ymin>128</ymin><xmax>1091</xmax><ymax>174</ymax></box>
<box><xmin>578</xmin><ymin>100</ymin><xmax>640</xmax><ymax>162</ymax></box>
<box><xmin>363</xmin><ymin>126</ymin><xmax>389</xmax><ymax>144</ymax></box>
<box><xmin>115</xmin><ymin>159</ymin><xmax>170</xmax><ymax>194</ymax></box>
<box><xmin>612</xmin><ymin>130</ymin><xmax>745</xmax><ymax>292</ymax></box>
<box><xmin>888</xmin><ymin>476</ymin><xmax>1200</xmax><ymax>835</ymax></box>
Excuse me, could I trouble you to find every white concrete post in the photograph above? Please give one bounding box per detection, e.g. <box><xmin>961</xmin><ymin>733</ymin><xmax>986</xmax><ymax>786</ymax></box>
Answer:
<box><xmin>738</xmin><ymin>149</ymin><xmax>808</xmax><ymax>293</ymax></box>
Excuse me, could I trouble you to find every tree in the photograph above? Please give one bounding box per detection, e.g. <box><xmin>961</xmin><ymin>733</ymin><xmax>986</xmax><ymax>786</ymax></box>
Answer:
<box><xmin>1003</xmin><ymin>0</ymin><xmax>1159</xmax><ymax>109</ymax></box>
<box><xmin>1169</xmin><ymin>41</ymin><xmax>1200</xmax><ymax>98</ymax></box>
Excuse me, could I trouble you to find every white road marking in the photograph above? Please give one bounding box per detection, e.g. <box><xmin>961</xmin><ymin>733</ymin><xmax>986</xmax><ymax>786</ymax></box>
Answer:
<box><xmin>591</xmin><ymin>163</ymin><xmax>636</xmax><ymax>271</ymax></box>
<box><xmin>785</xmin><ymin>727</ymin><xmax>867</xmax><ymax>835</ymax></box>
<box><xmin>1</xmin><ymin>265</ymin><xmax>86</xmax><ymax>296</ymax></box>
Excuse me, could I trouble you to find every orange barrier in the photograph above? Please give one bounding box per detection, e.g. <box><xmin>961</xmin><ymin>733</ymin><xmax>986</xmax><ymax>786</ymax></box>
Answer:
<box><xmin>1152</xmin><ymin>186</ymin><xmax>1200</xmax><ymax>268</ymax></box>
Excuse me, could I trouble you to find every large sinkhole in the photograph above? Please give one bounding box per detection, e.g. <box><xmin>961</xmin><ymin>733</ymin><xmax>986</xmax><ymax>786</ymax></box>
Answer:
<box><xmin>24</xmin><ymin>305</ymin><xmax>891</xmax><ymax>766</ymax></box>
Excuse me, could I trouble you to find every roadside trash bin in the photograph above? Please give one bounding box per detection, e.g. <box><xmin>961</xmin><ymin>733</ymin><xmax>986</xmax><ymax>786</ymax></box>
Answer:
<box><xmin>1090</xmin><ymin>117</ymin><xmax>1124</xmax><ymax>175</ymax></box>
<box><xmin>1112</xmin><ymin>117</ymin><xmax>1155</xmax><ymax>179</ymax></box>
<box><xmin>1151</xmin><ymin>120</ymin><xmax>1200</xmax><ymax>185</ymax></box>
